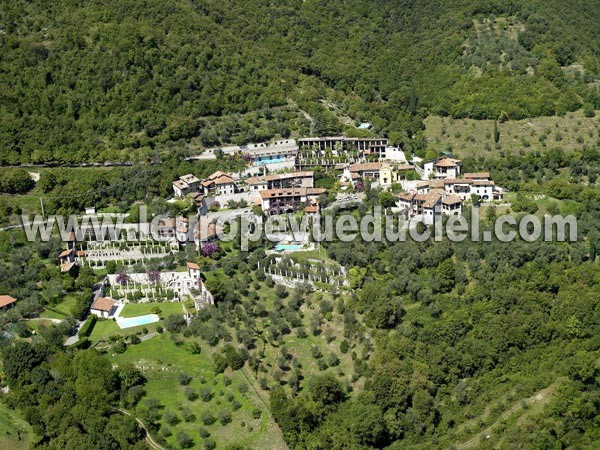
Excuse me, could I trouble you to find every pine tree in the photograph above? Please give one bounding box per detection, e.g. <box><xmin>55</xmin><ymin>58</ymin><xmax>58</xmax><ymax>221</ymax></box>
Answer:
<box><xmin>494</xmin><ymin>120</ymin><xmax>500</xmax><ymax>144</ymax></box>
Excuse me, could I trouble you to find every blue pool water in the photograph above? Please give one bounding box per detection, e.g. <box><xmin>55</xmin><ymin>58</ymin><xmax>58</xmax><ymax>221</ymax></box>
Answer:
<box><xmin>117</xmin><ymin>314</ymin><xmax>159</xmax><ymax>329</ymax></box>
<box><xmin>275</xmin><ymin>244</ymin><xmax>303</xmax><ymax>251</ymax></box>
<box><xmin>255</xmin><ymin>155</ymin><xmax>285</xmax><ymax>165</ymax></box>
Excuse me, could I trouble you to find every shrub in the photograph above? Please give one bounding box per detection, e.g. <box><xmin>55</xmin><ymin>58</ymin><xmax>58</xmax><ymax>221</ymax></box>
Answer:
<box><xmin>78</xmin><ymin>315</ymin><xmax>97</xmax><ymax>337</ymax></box>
<box><xmin>238</xmin><ymin>381</ymin><xmax>249</xmax><ymax>395</ymax></box>
<box><xmin>199</xmin><ymin>387</ymin><xmax>213</xmax><ymax>402</ymax></box>
<box><xmin>178</xmin><ymin>372</ymin><xmax>192</xmax><ymax>386</ymax></box>
<box><xmin>163</xmin><ymin>410</ymin><xmax>179</xmax><ymax>426</ymax></box>
<box><xmin>71</xmin><ymin>337</ymin><xmax>91</xmax><ymax>350</ymax></box>
<box><xmin>213</xmin><ymin>354</ymin><xmax>228</xmax><ymax>373</ymax></box>
<box><xmin>339</xmin><ymin>339</ymin><xmax>349</xmax><ymax>353</ymax></box>
<box><xmin>317</xmin><ymin>358</ymin><xmax>328</xmax><ymax>371</ymax></box>
<box><xmin>181</xmin><ymin>406</ymin><xmax>195</xmax><ymax>423</ymax></box>
<box><xmin>200</xmin><ymin>410</ymin><xmax>216</xmax><ymax>425</ymax></box>
<box><xmin>176</xmin><ymin>431</ymin><xmax>193</xmax><ymax>449</ymax></box>
<box><xmin>223</xmin><ymin>345</ymin><xmax>244</xmax><ymax>370</ymax></box>
<box><xmin>112</xmin><ymin>341</ymin><xmax>127</xmax><ymax>354</ymax></box>
<box><xmin>275</xmin><ymin>285</ymin><xmax>288</xmax><ymax>299</ymax></box>
<box><xmin>184</xmin><ymin>386</ymin><xmax>198</xmax><ymax>401</ymax></box>
<box><xmin>203</xmin><ymin>438</ymin><xmax>217</xmax><ymax>450</ymax></box>
<box><xmin>164</xmin><ymin>314</ymin><xmax>186</xmax><ymax>333</ymax></box>
<box><xmin>217</xmin><ymin>409</ymin><xmax>232</xmax><ymax>425</ymax></box>
<box><xmin>189</xmin><ymin>341</ymin><xmax>202</xmax><ymax>354</ymax></box>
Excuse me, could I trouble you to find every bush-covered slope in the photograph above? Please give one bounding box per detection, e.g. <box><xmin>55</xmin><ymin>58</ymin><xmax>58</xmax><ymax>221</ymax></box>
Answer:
<box><xmin>1</xmin><ymin>0</ymin><xmax>599</xmax><ymax>163</ymax></box>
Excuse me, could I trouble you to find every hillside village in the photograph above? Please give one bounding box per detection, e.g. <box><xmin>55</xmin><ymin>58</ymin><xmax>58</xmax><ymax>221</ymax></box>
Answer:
<box><xmin>175</xmin><ymin>137</ymin><xmax>504</xmax><ymax>225</ymax></box>
<box><xmin>48</xmin><ymin>135</ymin><xmax>505</xmax><ymax>333</ymax></box>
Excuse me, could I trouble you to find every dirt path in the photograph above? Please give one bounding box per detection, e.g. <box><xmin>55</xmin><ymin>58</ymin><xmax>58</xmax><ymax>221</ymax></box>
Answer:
<box><xmin>114</xmin><ymin>408</ymin><xmax>165</xmax><ymax>450</ymax></box>
<box><xmin>454</xmin><ymin>382</ymin><xmax>559</xmax><ymax>450</ymax></box>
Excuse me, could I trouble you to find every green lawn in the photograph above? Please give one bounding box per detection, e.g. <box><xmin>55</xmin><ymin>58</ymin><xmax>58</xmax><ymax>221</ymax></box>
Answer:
<box><xmin>54</xmin><ymin>295</ymin><xmax>78</xmax><ymax>315</ymax></box>
<box><xmin>120</xmin><ymin>302</ymin><xmax>183</xmax><ymax>318</ymax></box>
<box><xmin>39</xmin><ymin>308</ymin><xmax>67</xmax><ymax>320</ymax></box>
<box><xmin>0</xmin><ymin>402</ymin><xmax>33</xmax><ymax>450</ymax></box>
<box><xmin>88</xmin><ymin>318</ymin><xmax>122</xmax><ymax>342</ymax></box>
<box><xmin>40</xmin><ymin>294</ymin><xmax>79</xmax><ymax>319</ymax></box>
<box><xmin>88</xmin><ymin>318</ymin><xmax>164</xmax><ymax>343</ymax></box>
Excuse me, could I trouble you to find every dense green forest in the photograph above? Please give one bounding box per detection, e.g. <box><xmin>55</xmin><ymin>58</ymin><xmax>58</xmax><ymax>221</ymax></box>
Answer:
<box><xmin>1</xmin><ymin>0</ymin><xmax>599</xmax><ymax>163</ymax></box>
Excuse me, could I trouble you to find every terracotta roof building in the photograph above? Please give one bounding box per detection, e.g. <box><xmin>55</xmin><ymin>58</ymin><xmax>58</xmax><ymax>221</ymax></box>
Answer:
<box><xmin>0</xmin><ymin>295</ymin><xmax>16</xmax><ymax>309</ymax></box>
<box><xmin>90</xmin><ymin>297</ymin><xmax>116</xmax><ymax>318</ymax></box>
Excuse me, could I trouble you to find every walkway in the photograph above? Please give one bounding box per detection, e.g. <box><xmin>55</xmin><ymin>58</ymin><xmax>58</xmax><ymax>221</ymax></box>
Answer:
<box><xmin>113</xmin><ymin>408</ymin><xmax>165</xmax><ymax>450</ymax></box>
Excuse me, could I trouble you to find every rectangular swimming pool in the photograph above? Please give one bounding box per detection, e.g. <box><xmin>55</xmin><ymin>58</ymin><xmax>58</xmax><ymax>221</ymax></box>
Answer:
<box><xmin>116</xmin><ymin>314</ymin><xmax>160</xmax><ymax>329</ymax></box>
<box><xmin>275</xmin><ymin>244</ymin><xmax>304</xmax><ymax>251</ymax></box>
<box><xmin>255</xmin><ymin>155</ymin><xmax>285</xmax><ymax>165</ymax></box>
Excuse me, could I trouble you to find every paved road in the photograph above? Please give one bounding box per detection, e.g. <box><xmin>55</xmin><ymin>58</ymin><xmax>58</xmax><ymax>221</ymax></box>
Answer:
<box><xmin>64</xmin><ymin>319</ymin><xmax>85</xmax><ymax>346</ymax></box>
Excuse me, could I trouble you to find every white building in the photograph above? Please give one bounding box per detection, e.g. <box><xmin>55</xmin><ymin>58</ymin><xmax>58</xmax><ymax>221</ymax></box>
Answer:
<box><xmin>90</xmin><ymin>297</ymin><xmax>117</xmax><ymax>318</ymax></box>
<box><xmin>245</xmin><ymin>171</ymin><xmax>314</xmax><ymax>192</ymax></box>
<box><xmin>423</xmin><ymin>157</ymin><xmax>461</xmax><ymax>179</ymax></box>
<box><xmin>397</xmin><ymin>191</ymin><xmax>462</xmax><ymax>225</ymax></box>
<box><xmin>417</xmin><ymin>177</ymin><xmax>501</xmax><ymax>202</ymax></box>
<box><xmin>172</xmin><ymin>174</ymin><xmax>201</xmax><ymax>198</ymax></box>
<box><xmin>201</xmin><ymin>171</ymin><xmax>237</xmax><ymax>195</ymax></box>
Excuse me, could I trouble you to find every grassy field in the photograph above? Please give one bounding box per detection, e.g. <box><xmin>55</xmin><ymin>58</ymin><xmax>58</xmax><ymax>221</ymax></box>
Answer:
<box><xmin>110</xmin><ymin>334</ymin><xmax>287</xmax><ymax>449</ymax></box>
<box><xmin>0</xmin><ymin>402</ymin><xmax>33</xmax><ymax>450</ymax></box>
<box><xmin>424</xmin><ymin>109</ymin><xmax>600</xmax><ymax>158</ymax></box>
<box><xmin>39</xmin><ymin>294</ymin><xmax>79</xmax><ymax>320</ymax></box>
<box><xmin>88</xmin><ymin>318</ymin><xmax>163</xmax><ymax>343</ymax></box>
<box><xmin>120</xmin><ymin>302</ymin><xmax>184</xmax><ymax>318</ymax></box>
<box><xmin>53</xmin><ymin>295</ymin><xmax>78</xmax><ymax>316</ymax></box>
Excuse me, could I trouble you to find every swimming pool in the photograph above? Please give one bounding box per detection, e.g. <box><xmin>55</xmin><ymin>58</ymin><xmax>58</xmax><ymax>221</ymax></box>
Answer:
<box><xmin>116</xmin><ymin>314</ymin><xmax>160</xmax><ymax>329</ymax></box>
<box><xmin>255</xmin><ymin>155</ymin><xmax>285</xmax><ymax>165</ymax></box>
<box><xmin>275</xmin><ymin>244</ymin><xmax>304</xmax><ymax>251</ymax></box>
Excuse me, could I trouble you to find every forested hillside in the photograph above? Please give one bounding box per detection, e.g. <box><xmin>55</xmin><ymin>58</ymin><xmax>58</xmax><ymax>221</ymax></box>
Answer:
<box><xmin>1</xmin><ymin>0</ymin><xmax>599</xmax><ymax>163</ymax></box>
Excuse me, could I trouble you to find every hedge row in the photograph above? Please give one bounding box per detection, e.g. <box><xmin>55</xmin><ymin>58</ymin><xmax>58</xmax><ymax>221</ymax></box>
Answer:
<box><xmin>78</xmin><ymin>315</ymin><xmax>97</xmax><ymax>338</ymax></box>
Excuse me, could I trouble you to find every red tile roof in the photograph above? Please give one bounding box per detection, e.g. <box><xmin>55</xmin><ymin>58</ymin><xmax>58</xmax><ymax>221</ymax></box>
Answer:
<box><xmin>0</xmin><ymin>295</ymin><xmax>16</xmax><ymax>308</ymax></box>
<box><xmin>443</xmin><ymin>178</ymin><xmax>473</xmax><ymax>185</ymax></box>
<box><xmin>434</xmin><ymin>157</ymin><xmax>461</xmax><ymax>167</ymax></box>
<box><xmin>91</xmin><ymin>297</ymin><xmax>115</xmax><ymax>312</ymax></box>
<box><xmin>187</xmin><ymin>262</ymin><xmax>200</xmax><ymax>270</ymax></box>
<box><xmin>422</xmin><ymin>193</ymin><xmax>442</xmax><ymax>208</ymax></box>
<box><xmin>58</xmin><ymin>249</ymin><xmax>73</xmax><ymax>258</ymax></box>
<box><xmin>212</xmin><ymin>175</ymin><xmax>236</xmax><ymax>185</ymax></box>
<box><xmin>349</xmin><ymin>162</ymin><xmax>381</xmax><ymax>172</ymax></box>
<box><xmin>173</xmin><ymin>180</ymin><xmax>188</xmax><ymax>189</ymax></box>
<box><xmin>60</xmin><ymin>262</ymin><xmax>76</xmax><ymax>273</ymax></box>
<box><xmin>464</xmin><ymin>172</ymin><xmax>490</xmax><ymax>179</ymax></box>
<box><xmin>442</xmin><ymin>195</ymin><xmax>462</xmax><ymax>205</ymax></box>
